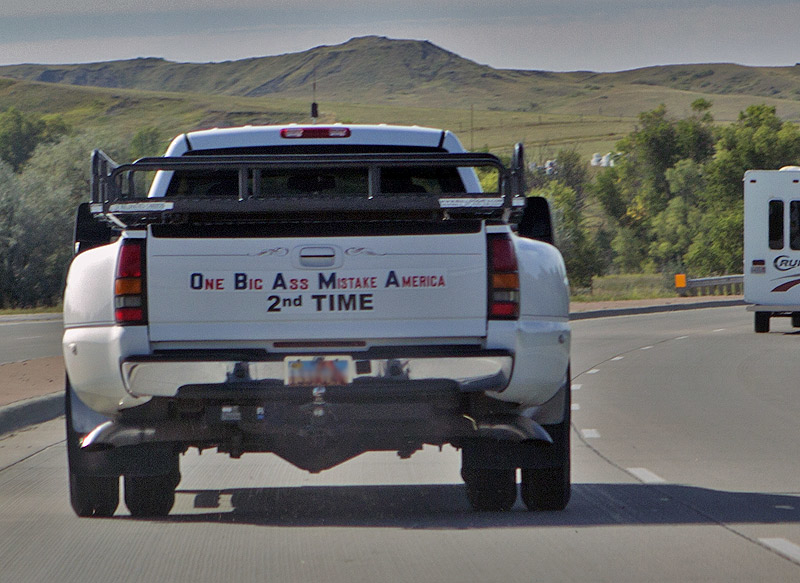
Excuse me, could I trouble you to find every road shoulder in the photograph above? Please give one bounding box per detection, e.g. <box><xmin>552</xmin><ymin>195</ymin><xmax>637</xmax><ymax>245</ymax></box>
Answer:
<box><xmin>0</xmin><ymin>357</ymin><xmax>64</xmax><ymax>436</ymax></box>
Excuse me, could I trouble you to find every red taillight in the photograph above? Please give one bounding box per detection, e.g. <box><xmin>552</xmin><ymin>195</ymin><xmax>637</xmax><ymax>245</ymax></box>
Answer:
<box><xmin>488</xmin><ymin>233</ymin><xmax>520</xmax><ymax>320</ymax></box>
<box><xmin>116</xmin><ymin>241</ymin><xmax>141</xmax><ymax>278</ymax></box>
<box><xmin>115</xmin><ymin>239</ymin><xmax>146</xmax><ymax>325</ymax></box>
<box><xmin>280</xmin><ymin>127</ymin><xmax>351</xmax><ymax>139</ymax></box>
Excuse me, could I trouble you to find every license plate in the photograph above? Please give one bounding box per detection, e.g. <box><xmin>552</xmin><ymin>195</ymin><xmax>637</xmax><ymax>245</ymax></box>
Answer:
<box><xmin>284</xmin><ymin>356</ymin><xmax>353</xmax><ymax>386</ymax></box>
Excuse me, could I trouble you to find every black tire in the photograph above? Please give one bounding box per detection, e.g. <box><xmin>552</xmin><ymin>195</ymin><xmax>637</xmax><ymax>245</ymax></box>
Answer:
<box><xmin>69</xmin><ymin>473</ymin><xmax>119</xmax><ymax>518</ymax></box>
<box><xmin>520</xmin><ymin>465</ymin><xmax>570</xmax><ymax>511</ymax></box>
<box><xmin>792</xmin><ymin>312</ymin><xmax>800</xmax><ymax>328</ymax></box>
<box><xmin>65</xmin><ymin>378</ymin><xmax>119</xmax><ymax>518</ymax></box>
<box><xmin>755</xmin><ymin>312</ymin><xmax>770</xmax><ymax>333</ymax></box>
<box><xmin>461</xmin><ymin>467</ymin><xmax>517</xmax><ymax>512</ymax></box>
<box><xmin>124</xmin><ymin>471</ymin><xmax>180</xmax><ymax>517</ymax></box>
<box><xmin>520</xmin><ymin>371</ymin><xmax>571</xmax><ymax>512</ymax></box>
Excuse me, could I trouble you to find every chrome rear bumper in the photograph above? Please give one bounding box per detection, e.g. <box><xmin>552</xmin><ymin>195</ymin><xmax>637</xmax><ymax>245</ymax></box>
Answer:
<box><xmin>121</xmin><ymin>349</ymin><xmax>513</xmax><ymax>397</ymax></box>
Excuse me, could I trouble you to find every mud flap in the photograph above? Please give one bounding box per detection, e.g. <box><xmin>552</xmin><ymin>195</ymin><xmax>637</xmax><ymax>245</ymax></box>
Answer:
<box><xmin>66</xmin><ymin>380</ymin><xmax>178</xmax><ymax>478</ymax></box>
<box><xmin>461</xmin><ymin>376</ymin><xmax>570</xmax><ymax>471</ymax></box>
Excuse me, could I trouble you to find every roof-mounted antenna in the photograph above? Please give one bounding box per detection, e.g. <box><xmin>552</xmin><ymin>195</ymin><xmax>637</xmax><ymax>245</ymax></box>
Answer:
<box><xmin>311</xmin><ymin>73</ymin><xmax>318</xmax><ymax>124</ymax></box>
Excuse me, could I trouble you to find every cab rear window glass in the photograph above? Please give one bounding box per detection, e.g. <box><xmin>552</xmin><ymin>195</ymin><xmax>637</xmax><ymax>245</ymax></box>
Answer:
<box><xmin>165</xmin><ymin>167</ymin><xmax>466</xmax><ymax>197</ymax></box>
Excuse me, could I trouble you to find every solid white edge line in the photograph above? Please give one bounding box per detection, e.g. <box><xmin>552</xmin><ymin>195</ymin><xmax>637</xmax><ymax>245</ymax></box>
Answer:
<box><xmin>759</xmin><ymin>538</ymin><xmax>800</xmax><ymax>563</ymax></box>
<box><xmin>627</xmin><ymin>467</ymin><xmax>666</xmax><ymax>484</ymax></box>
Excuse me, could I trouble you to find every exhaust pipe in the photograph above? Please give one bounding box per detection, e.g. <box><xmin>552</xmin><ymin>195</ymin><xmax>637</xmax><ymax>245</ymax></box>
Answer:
<box><xmin>468</xmin><ymin>415</ymin><xmax>553</xmax><ymax>443</ymax></box>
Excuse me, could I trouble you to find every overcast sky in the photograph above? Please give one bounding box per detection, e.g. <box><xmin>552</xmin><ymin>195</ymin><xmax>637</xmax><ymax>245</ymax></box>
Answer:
<box><xmin>1</xmin><ymin>1</ymin><xmax>797</xmax><ymax>72</ymax></box>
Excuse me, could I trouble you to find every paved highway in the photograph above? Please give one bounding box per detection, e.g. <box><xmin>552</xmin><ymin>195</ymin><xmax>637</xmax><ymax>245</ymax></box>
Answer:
<box><xmin>1</xmin><ymin>307</ymin><xmax>800</xmax><ymax>581</ymax></box>
<box><xmin>0</xmin><ymin>316</ymin><xmax>62</xmax><ymax>365</ymax></box>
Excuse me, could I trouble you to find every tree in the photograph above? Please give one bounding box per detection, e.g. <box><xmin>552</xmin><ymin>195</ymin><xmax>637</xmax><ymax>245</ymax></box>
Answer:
<box><xmin>0</xmin><ymin>131</ymin><xmax>127</xmax><ymax>307</ymax></box>
<box><xmin>538</xmin><ymin>180</ymin><xmax>601</xmax><ymax>288</ymax></box>
<box><xmin>528</xmin><ymin>148</ymin><xmax>601</xmax><ymax>287</ymax></box>
<box><xmin>0</xmin><ymin>161</ymin><xmax>21</xmax><ymax>307</ymax></box>
<box><xmin>630</xmin><ymin>104</ymin><xmax>678</xmax><ymax>208</ymax></box>
<box><xmin>0</xmin><ymin>108</ymin><xmax>70</xmax><ymax>172</ymax></box>
<box><xmin>684</xmin><ymin>204</ymin><xmax>744</xmax><ymax>275</ymax></box>
<box><xmin>648</xmin><ymin>159</ymin><xmax>705</xmax><ymax>269</ymax></box>
<box><xmin>684</xmin><ymin>104</ymin><xmax>800</xmax><ymax>274</ymax></box>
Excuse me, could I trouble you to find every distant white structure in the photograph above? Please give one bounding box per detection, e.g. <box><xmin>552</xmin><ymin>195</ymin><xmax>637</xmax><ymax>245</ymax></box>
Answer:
<box><xmin>590</xmin><ymin>153</ymin><xmax>615</xmax><ymax>167</ymax></box>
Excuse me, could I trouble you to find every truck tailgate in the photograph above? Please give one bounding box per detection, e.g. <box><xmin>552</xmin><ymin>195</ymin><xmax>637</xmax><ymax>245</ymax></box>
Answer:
<box><xmin>146</xmin><ymin>230</ymin><xmax>487</xmax><ymax>342</ymax></box>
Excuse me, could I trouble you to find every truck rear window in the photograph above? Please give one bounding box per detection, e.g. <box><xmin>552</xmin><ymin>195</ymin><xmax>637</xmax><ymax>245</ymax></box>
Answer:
<box><xmin>164</xmin><ymin>145</ymin><xmax>467</xmax><ymax>198</ymax></box>
<box><xmin>164</xmin><ymin>167</ymin><xmax>466</xmax><ymax>197</ymax></box>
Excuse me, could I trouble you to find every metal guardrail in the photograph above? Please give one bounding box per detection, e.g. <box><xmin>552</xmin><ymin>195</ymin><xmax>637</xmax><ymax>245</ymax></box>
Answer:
<box><xmin>675</xmin><ymin>274</ymin><xmax>743</xmax><ymax>296</ymax></box>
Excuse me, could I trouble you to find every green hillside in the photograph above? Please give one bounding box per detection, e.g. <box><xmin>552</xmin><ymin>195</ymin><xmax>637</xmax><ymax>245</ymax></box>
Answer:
<box><xmin>3</xmin><ymin>37</ymin><xmax>800</xmax><ymax>112</ymax></box>
<box><xmin>2</xmin><ymin>36</ymin><xmax>800</xmax><ymax>159</ymax></box>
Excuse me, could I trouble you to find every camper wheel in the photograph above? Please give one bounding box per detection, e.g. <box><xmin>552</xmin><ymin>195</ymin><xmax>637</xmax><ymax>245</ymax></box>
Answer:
<box><xmin>755</xmin><ymin>312</ymin><xmax>770</xmax><ymax>333</ymax></box>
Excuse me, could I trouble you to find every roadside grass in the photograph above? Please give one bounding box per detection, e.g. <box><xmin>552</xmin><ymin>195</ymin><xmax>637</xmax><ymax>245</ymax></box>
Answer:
<box><xmin>571</xmin><ymin>273</ymin><xmax>675</xmax><ymax>302</ymax></box>
<box><xmin>0</xmin><ymin>305</ymin><xmax>62</xmax><ymax>316</ymax></box>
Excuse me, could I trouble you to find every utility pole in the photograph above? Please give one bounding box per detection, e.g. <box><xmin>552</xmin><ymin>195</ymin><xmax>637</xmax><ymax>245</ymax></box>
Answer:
<box><xmin>470</xmin><ymin>104</ymin><xmax>474</xmax><ymax>151</ymax></box>
<box><xmin>311</xmin><ymin>72</ymin><xmax>318</xmax><ymax>123</ymax></box>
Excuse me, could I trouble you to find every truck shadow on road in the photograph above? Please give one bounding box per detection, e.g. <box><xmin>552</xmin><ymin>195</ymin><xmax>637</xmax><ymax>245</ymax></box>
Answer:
<box><xmin>154</xmin><ymin>483</ymin><xmax>800</xmax><ymax>529</ymax></box>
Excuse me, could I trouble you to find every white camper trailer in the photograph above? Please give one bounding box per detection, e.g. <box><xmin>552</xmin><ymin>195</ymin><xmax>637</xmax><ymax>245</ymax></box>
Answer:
<box><xmin>744</xmin><ymin>167</ymin><xmax>800</xmax><ymax>332</ymax></box>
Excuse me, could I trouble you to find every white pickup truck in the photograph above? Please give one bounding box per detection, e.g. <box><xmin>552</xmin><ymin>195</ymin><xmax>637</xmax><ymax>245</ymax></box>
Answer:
<box><xmin>63</xmin><ymin>124</ymin><xmax>571</xmax><ymax>517</ymax></box>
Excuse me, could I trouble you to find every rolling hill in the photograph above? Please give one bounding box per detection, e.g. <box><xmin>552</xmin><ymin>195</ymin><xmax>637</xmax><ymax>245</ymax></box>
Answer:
<box><xmin>2</xmin><ymin>36</ymin><xmax>800</xmax><ymax>113</ymax></box>
<box><xmin>2</xmin><ymin>36</ymin><xmax>800</xmax><ymax>158</ymax></box>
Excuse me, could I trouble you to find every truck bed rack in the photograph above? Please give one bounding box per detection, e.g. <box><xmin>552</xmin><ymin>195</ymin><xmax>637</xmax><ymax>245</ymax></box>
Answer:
<box><xmin>90</xmin><ymin>149</ymin><xmax>527</xmax><ymax>227</ymax></box>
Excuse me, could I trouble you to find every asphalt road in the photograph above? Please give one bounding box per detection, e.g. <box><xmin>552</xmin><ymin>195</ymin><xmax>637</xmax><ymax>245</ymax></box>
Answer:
<box><xmin>2</xmin><ymin>307</ymin><xmax>800</xmax><ymax>582</ymax></box>
<box><xmin>0</xmin><ymin>316</ymin><xmax>62</xmax><ymax>365</ymax></box>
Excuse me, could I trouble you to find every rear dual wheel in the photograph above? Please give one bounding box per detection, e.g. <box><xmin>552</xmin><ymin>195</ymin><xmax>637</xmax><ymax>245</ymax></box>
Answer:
<box><xmin>461</xmin><ymin>468</ymin><xmax>517</xmax><ymax>512</ymax></box>
<box><xmin>462</xmin><ymin>368</ymin><xmax>572</xmax><ymax>512</ymax></box>
<box><xmin>66</xmin><ymin>378</ymin><xmax>119</xmax><ymax>517</ymax></box>
<box><xmin>521</xmin><ymin>380</ymin><xmax>571</xmax><ymax>512</ymax></box>
<box><xmin>69</xmin><ymin>473</ymin><xmax>119</xmax><ymax>518</ymax></box>
<box><xmin>461</xmin><ymin>453</ymin><xmax>570</xmax><ymax>512</ymax></box>
<box><xmin>67</xmin><ymin>376</ymin><xmax>181</xmax><ymax>518</ymax></box>
<box><xmin>520</xmin><ymin>465</ymin><xmax>570</xmax><ymax>511</ymax></box>
<box><xmin>124</xmin><ymin>471</ymin><xmax>181</xmax><ymax>518</ymax></box>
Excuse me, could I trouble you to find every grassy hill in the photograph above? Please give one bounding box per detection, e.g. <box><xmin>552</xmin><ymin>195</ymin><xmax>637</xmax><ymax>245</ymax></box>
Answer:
<box><xmin>2</xmin><ymin>36</ymin><xmax>800</xmax><ymax>159</ymax></box>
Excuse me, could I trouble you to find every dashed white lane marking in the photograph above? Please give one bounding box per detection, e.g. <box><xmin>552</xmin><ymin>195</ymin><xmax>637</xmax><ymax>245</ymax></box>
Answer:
<box><xmin>641</xmin><ymin>346</ymin><xmax>653</xmax><ymax>350</ymax></box>
<box><xmin>611</xmin><ymin>356</ymin><xmax>624</xmax><ymax>361</ymax></box>
<box><xmin>759</xmin><ymin>538</ymin><xmax>800</xmax><ymax>563</ymax></box>
<box><xmin>628</xmin><ymin>467</ymin><xmax>666</xmax><ymax>483</ymax></box>
<box><xmin>675</xmin><ymin>335</ymin><xmax>688</xmax><ymax>340</ymax></box>
<box><xmin>572</xmin><ymin>383</ymin><xmax>582</xmax><ymax>391</ymax></box>
<box><xmin>587</xmin><ymin>369</ymin><xmax>600</xmax><ymax>374</ymax></box>
<box><xmin>571</xmin><ymin>403</ymin><xmax>580</xmax><ymax>411</ymax></box>
<box><xmin>713</xmin><ymin>328</ymin><xmax>726</xmax><ymax>333</ymax></box>
<box><xmin>582</xmin><ymin>429</ymin><xmax>600</xmax><ymax>439</ymax></box>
